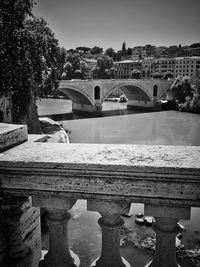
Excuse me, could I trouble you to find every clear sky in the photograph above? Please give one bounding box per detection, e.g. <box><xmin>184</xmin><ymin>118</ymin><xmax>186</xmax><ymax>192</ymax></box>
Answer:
<box><xmin>33</xmin><ymin>0</ymin><xmax>200</xmax><ymax>51</ymax></box>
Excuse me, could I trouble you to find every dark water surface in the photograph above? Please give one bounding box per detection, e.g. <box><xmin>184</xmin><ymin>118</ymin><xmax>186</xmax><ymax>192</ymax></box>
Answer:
<box><xmin>38</xmin><ymin>98</ymin><xmax>200</xmax><ymax>267</ymax></box>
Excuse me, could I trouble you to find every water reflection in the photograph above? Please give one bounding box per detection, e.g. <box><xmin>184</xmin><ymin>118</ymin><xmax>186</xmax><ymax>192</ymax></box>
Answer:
<box><xmin>59</xmin><ymin>110</ymin><xmax>200</xmax><ymax>146</ymax></box>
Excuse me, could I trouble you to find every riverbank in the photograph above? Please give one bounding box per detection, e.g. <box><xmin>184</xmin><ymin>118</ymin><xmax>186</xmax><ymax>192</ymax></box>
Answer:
<box><xmin>39</xmin><ymin>117</ymin><xmax>69</xmax><ymax>143</ymax></box>
<box><xmin>161</xmin><ymin>99</ymin><xmax>200</xmax><ymax>114</ymax></box>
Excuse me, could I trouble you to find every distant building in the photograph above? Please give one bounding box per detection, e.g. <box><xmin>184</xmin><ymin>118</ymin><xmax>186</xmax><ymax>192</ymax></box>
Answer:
<box><xmin>142</xmin><ymin>57</ymin><xmax>158</xmax><ymax>78</ymax></box>
<box><xmin>174</xmin><ymin>56</ymin><xmax>200</xmax><ymax>79</ymax></box>
<box><xmin>115</xmin><ymin>60</ymin><xmax>142</xmax><ymax>79</ymax></box>
<box><xmin>114</xmin><ymin>56</ymin><xmax>200</xmax><ymax>86</ymax></box>
<box><xmin>156</xmin><ymin>58</ymin><xmax>176</xmax><ymax>76</ymax></box>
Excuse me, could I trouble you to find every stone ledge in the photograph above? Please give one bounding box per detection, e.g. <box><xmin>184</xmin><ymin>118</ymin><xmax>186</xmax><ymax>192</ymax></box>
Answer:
<box><xmin>0</xmin><ymin>142</ymin><xmax>199</xmax><ymax>207</ymax></box>
<box><xmin>0</xmin><ymin>123</ymin><xmax>27</xmax><ymax>152</ymax></box>
<box><xmin>1</xmin><ymin>142</ymin><xmax>200</xmax><ymax>171</ymax></box>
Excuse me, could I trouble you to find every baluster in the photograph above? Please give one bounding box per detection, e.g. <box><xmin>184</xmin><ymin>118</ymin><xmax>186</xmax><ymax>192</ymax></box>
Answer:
<box><xmin>1</xmin><ymin>195</ymin><xmax>33</xmax><ymax>267</ymax></box>
<box><xmin>33</xmin><ymin>197</ymin><xmax>80</xmax><ymax>267</ymax></box>
<box><xmin>144</xmin><ymin>204</ymin><xmax>191</xmax><ymax>267</ymax></box>
<box><xmin>88</xmin><ymin>200</ymin><xmax>131</xmax><ymax>267</ymax></box>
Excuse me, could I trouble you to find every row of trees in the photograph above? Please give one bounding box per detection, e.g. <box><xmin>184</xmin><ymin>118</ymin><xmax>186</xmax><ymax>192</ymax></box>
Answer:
<box><xmin>61</xmin><ymin>51</ymin><xmax>116</xmax><ymax>80</ymax></box>
<box><xmin>69</xmin><ymin>42</ymin><xmax>133</xmax><ymax>61</ymax></box>
<box><xmin>70</xmin><ymin>42</ymin><xmax>200</xmax><ymax>61</ymax></box>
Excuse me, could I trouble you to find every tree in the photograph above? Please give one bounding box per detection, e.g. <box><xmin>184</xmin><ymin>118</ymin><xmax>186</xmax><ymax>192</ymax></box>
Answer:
<box><xmin>62</xmin><ymin>52</ymin><xmax>86</xmax><ymax>79</ymax></box>
<box><xmin>90</xmin><ymin>46</ymin><xmax>103</xmax><ymax>55</ymax></box>
<box><xmin>24</xmin><ymin>17</ymin><xmax>61</xmax><ymax>96</ymax></box>
<box><xmin>105</xmin><ymin>48</ymin><xmax>116</xmax><ymax>60</ymax></box>
<box><xmin>76</xmin><ymin>46</ymin><xmax>91</xmax><ymax>53</ymax></box>
<box><xmin>116</xmin><ymin>50</ymin><xmax>123</xmax><ymax>61</ymax></box>
<box><xmin>127</xmin><ymin>47</ymin><xmax>132</xmax><ymax>56</ymax></box>
<box><xmin>163</xmin><ymin>71</ymin><xmax>174</xmax><ymax>80</ymax></box>
<box><xmin>122</xmin><ymin>41</ymin><xmax>127</xmax><ymax>57</ymax></box>
<box><xmin>131</xmin><ymin>69</ymin><xmax>141</xmax><ymax>79</ymax></box>
<box><xmin>80</xmin><ymin>60</ymin><xmax>89</xmax><ymax>79</ymax></box>
<box><xmin>62</xmin><ymin>62</ymin><xmax>73</xmax><ymax>80</ymax></box>
<box><xmin>0</xmin><ymin>1</ymin><xmax>61</xmax><ymax>133</ymax></box>
<box><xmin>92</xmin><ymin>55</ymin><xmax>115</xmax><ymax>79</ymax></box>
<box><xmin>170</xmin><ymin>76</ymin><xmax>193</xmax><ymax>103</ymax></box>
<box><xmin>57</xmin><ymin>47</ymin><xmax>67</xmax><ymax>79</ymax></box>
<box><xmin>190</xmin><ymin>43</ymin><xmax>200</xmax><ymax>48</ymax></box>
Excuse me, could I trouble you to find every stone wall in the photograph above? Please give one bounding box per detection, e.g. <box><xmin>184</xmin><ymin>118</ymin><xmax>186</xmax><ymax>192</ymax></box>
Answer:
<box><xmin>21</xmin><ymin>199</ymin><xmax>41</xmax><ymax>267</ymax></box>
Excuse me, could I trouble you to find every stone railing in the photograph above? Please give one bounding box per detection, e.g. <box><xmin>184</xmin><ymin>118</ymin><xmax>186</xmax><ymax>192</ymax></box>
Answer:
<box><xmin>0</xmin><ymin>123</ymin><xmax>200</xmax><ymax>267</ymax></box>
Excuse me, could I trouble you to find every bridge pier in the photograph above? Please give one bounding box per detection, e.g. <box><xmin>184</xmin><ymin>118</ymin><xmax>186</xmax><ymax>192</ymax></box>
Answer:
<box><xmin>127</xmin><ymin>100</ymin><xmax>161</xmax><ymax>111</ymax></box>
<box><xmin>72</xmin><ymin>102</ymin><xmax>102</xmax><ymax>116</ymax></box>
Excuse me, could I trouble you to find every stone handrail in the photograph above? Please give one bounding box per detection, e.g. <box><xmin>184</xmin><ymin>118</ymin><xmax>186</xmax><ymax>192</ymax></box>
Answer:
<box><xmin>0</xmin><ymin>123</ymin><xmax>200</xmax><ymax>267</ymax></box>
<box><xmin>1</xmin><ymin>142</ymin><xmax>200</xmax><ymax>205</ymax></box>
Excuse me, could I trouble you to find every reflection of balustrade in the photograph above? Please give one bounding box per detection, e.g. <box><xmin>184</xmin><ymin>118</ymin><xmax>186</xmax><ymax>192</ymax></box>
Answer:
<box><xmin>0</xmin><ymin>123</ymin><xmax>199</xmax><ymax>267</ymax></box>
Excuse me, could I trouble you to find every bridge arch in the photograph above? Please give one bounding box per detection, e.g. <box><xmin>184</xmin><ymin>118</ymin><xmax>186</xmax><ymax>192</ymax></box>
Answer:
<box><xmin>153</xmin><ymin>84</ymin><xmax>158</xmax><ymax>97</ymax></box>
<box><xmin>94</xmin><ymin>86</ymin><xmax>101</xmax><ymax>100</ymax></box>
<box><xmin>59</xmin><ymin>86</ymin><xmax>93</xmax><ymax>106</ymax></box>
<box><xmin>103</xmin><ymin>83</ymin><xmax>152</xmax><ymax>102</ymax></box>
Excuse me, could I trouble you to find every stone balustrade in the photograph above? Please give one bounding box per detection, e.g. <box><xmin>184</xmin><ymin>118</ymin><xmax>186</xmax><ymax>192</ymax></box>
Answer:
<box><xmin>0</xmin><ymin>123</ymin><xmax>200</xmax><ymax>267</ymax></box>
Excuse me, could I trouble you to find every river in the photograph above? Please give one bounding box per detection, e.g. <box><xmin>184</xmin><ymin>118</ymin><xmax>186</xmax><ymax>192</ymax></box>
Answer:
<box><xmin>37</xmin><ymin>98</ymin><xmax>200</xmax><ymax>267</ymax></box>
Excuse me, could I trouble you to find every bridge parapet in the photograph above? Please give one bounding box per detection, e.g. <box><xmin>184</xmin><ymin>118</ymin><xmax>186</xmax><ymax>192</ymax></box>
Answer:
<box><xmin>0</xmin><ymin>123</ymin><xmax>198</xmax><ymax>266</ymax></box>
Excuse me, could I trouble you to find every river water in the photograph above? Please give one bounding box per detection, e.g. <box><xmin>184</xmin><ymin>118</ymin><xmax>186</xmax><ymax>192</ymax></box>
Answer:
<box><xmin>37</xmin><ymin>98</ymin><xmax>200</xmax><ymax>267</ymax></box>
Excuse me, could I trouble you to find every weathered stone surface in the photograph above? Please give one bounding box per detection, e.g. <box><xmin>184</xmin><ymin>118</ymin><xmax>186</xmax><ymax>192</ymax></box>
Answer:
<box><xmin>88</xmin><ymin>200</ymin><xmax>131</xmax><ymax>267</ymax></box>
<box><xmin>0</xmin><ymin>196</ymin><xmax>35</xmax><ymax>267</ymax></box>
<box><xmin>21</xmin><ymin>200</ymin><xmax>41</xmax><ymax>267</ymax></box>
<box><xmin>28</xmin><ymin>134</ymin><xmax>49</xmax><ymax>143</ymax></box>
<box><xmin>0</xmin><ymin>123</ymin><xmax>27</xmax><ymax>152</ymax></box>
<box><xmin>145</xmin><ymin>217</ymin><xmax>180</xmax><ymax>267</ymax></box>
<box><xmin>39</xmin><ymin>209</ymin><xmax>80</xmax><ymax>267</ymax></box>
<box><xmin>0</xmin><ymin>143</ymin><xmax>200</xmax><ymax>207</ymax></box>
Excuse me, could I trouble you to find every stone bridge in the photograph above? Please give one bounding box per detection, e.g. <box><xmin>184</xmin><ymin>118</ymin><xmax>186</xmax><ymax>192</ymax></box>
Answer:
<box><xmin>59</xmin><ymin>79</ymin><xmax>173</xmax><ymax>114</ymax></box>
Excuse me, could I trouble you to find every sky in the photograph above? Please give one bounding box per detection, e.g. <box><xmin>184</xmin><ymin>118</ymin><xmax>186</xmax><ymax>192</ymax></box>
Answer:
<box><xmin>33</xmin><ymin>0</ymin><xmax>200</xmax><ymax>51</ymax></box>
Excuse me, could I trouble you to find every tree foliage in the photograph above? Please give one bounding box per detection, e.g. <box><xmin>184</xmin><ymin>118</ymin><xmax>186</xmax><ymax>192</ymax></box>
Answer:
<box><xmin>127</xmin><ymin>47</ymin><xmax>132</xmax><ymax>56</ymax></box>
<box><xmin>62</xmin><ymin>52</ymin><xmax>89</xmax><ymax>80</ymax></box>
<box><xmin>0</xmin><ymin>0</ymin><xmax>62</xmax><ymax>132</ymax></box>
<box><xmin>92</xmin><ymin>55</ymin><xmax>115</xmax><ymax>79</ymax></box>
<box><xmin>122</xmin><ymin>41</ymin><xmax>127</xmax><ymax>57</ymax></box>
<box><xmin>90</xmin><ymin>46</ymin><xmax>103</xmax><ymax>55</ymax></box>
<box><xmin>169</xmin><ymin>78</ymin><xmax>200</xmax><ymax>113</ymax></box>
<box><xmin>131</xmin><ymin>69</ymin><xmax>141</xmax><ymax>79</ymax></box>
<box><xmin>170</xmin><ymin>76</ymin><xmax>193</xmax><ymax>103</ymax></box>
<box><xmin>163</xmin><ymin>71</ymin><xmax>174</xmax><ymax>80</ymax></box>
<box><xmin>76</xmin><ymin>46</ymin><xmax>91</xmax><ymax>53</ymax></box>
<box><xmin>104</xmin><ymin>48</ymin><xmax>116</xmax><ymax>60</ymax></box>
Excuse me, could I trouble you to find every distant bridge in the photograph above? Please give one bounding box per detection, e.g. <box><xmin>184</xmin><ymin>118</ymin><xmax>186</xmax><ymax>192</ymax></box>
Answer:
<box><xmin>58</xmin><ymin>79</ymin><xmax>173</xmax><ymax>115</ymax></box>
